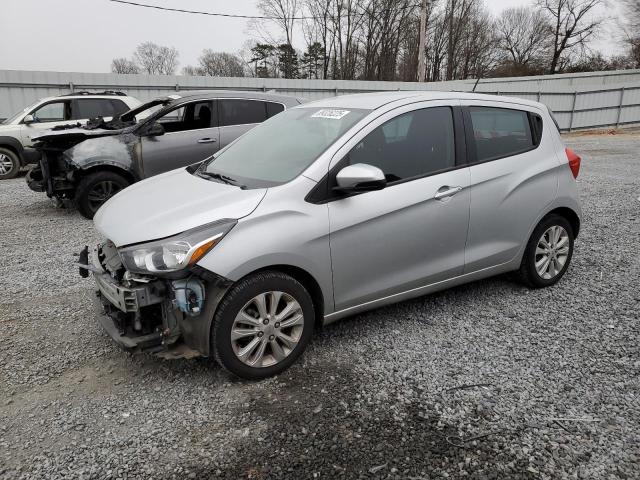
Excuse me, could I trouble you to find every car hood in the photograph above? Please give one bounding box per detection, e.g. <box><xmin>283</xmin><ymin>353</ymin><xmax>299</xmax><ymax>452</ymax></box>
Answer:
<box><xmin>32</xmin><ymin>126</ymin><xmax>126</xmax><ymax>143</ymax></box>
<box><xmin>93</xmin><ymin>167</ymin><xmax>267</xmax><ymax>246</ymax></box>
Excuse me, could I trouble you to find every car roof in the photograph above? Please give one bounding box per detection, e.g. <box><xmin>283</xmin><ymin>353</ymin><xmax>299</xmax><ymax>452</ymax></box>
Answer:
<box><xmin>163</xmin><ymin>90</ymin><xmax>303</xmax><ymax>106</ymax></box>
<box><xmin>297</xmin><ymin>90</ymin><xmax>542</xmax><ymax>110</ymax></box>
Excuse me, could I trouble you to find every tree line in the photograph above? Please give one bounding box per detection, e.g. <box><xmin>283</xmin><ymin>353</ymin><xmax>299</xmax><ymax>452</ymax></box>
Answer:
<box><xmin>112</xmin><ymin>0</ymin><xmax>640</xmax><ymax>81</ymax></box>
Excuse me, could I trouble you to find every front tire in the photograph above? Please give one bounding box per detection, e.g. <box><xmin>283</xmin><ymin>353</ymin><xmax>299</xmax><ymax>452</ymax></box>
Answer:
<box><xmin>212</xmin><ymin>271</ymin><xmax>315</xmax><ymax>380</ymax></box>
<box><xmin>0</xmin><ymin>148</ymin><xmax>21</xmax><ymax>180</ymax></box>
<box><xmin>518</xmin><ymin>214</ymin><xmax>574</xmax><ymax>288</ymax></box>
<box><xmin>75</xmin><ymin>171</ymin><xmax>130</xmax><ymax>219</ymax></box>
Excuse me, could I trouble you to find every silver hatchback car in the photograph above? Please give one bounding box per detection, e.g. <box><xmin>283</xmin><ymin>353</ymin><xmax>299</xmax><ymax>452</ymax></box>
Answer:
<box><xmin>83</xmin><ymin>91</ymin><xmax>582</xmax><ymax>379</ymax></box>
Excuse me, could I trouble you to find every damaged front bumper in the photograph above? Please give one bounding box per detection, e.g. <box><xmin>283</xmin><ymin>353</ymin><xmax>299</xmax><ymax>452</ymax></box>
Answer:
<box><xmin>26</xmin><ymin>156</ymin><xmax>75</xmax><ymax>197</ymax></box>
<box><xmin>81</xmin><ymin>243</ymin><xmax>231</xmax><ymax>358</ymax></box>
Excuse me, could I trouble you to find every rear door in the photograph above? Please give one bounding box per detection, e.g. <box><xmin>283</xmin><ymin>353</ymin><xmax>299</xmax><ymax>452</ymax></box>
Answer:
<box><xmin>140</xmin><ymin>100</ymin><xmax>219</xmax><ymax>177</ymax></box>
<box><xmin>218</xmin><ymin>99</ymin><xmax>282</xmax><ymax>149</ymax></box>
<box><xmin>461</xmin><ymin>101</ymin><xmax>558</xmax><ymax>272</ymax></box>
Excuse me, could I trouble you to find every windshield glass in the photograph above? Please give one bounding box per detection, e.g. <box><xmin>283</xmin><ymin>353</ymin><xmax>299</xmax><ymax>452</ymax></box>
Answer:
<box><xmin>199</xmin><ymin>107</ymin><xmax>369</xmax><ymax>187</ymax></box>
<box><xmin>2</xmin><ymin>103</ymin><xmax>37</xmax><ymax>125</ymax></box>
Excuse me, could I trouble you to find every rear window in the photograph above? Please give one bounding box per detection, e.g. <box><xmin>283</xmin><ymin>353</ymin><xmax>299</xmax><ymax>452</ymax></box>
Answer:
<box><xmin>468</xmin><ymin>107</ymin><xmax>535</xmax><ymax>162</ymax></box>
<box><xmin>219</xmin><ymin>99</ymin><xmax>267</xmax><ymax>126</ymax></box>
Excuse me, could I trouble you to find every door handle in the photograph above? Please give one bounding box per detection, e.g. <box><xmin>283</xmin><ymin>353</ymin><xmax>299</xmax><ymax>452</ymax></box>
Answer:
<box><xmin>198</xmin><ymin>138</ymin><xmax>217</xmax><ymax>144</ymax></box>
<box><xmin>434</xmin><ymin>186</ymin><xmax>463</xmax><ymax>200</ymax></box>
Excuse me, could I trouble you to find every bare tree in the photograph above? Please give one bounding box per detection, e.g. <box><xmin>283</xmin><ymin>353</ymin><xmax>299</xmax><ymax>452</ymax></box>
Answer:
<box><xmin>458</xmin><ymin>4</ymin><xmax>498</xmax><ymax>79</ymax></box>
<box><xmin>111</xmin><ymin>57</ymin><xmax>139</xmax><ymax>74</ymax></box>
<box><xmin>133</xmin><ymin>42</ymin><xmax>179</xmax><ymax>75</ymax></box>
<box><xmin>536</xmin><ymin>0</ymin><xmax>604</xmax><ymax>74</ymax></box>
<box><xmin>303</xmin><ymin>0</ymin><xmax>332</xmax><ymax>78</ymax></box>
<box><xmin>622</xmin><ymin>0</ymin><xmax>640</xmax><ymax>66</ymax></box>
<box><xmin>496</xmin><ymin>7</ymin><xmax>550</xmax><ymax>71</ymax></box>
<box><xmin>195</xmin><ymin>50</ymin><xmax>245</xmax><ymax>77</ymax></box>
<box><xmin>258</xmin><ymin>0</ymin><xmax>299</xmax><ymax>46</ymax></box>
<box><xmin>444</xmin><ymin>0</ymin><xmax>478</xmax><ymax>80</ymax></box>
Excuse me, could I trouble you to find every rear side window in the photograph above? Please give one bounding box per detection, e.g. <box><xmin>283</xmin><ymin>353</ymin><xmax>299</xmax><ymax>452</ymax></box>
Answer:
<box><xmin>155</xmin><ymin>101</ymin><xmax>215</xmax><ymax>133</ymax></box>
<box><xmin>347</xmin><ymin>106</ymin><xmax>455</xmax><ymax>182</ymax></box>
<box><xmin>74</xmin><ymin>98</ymin><xmax>117</xmax><ymax>119</ymax></box>
<box><xmin>468</xmin><ymin>107</ymin><xmax>534</xmax><ymax>162</ymax></box>
<box><xmin>266</xmin><ymin>102</ymin><xmax>285</xmax><ymax>118</ymax></box>
<box><xmin>110</xmin><ymin>99</ymin><xmax>130</xmax><ymax>116</ymax></box>
<box><xmin>219</xmin><ymin>99</ymin><xmax>267</xmax><ymax>126</ymax></box>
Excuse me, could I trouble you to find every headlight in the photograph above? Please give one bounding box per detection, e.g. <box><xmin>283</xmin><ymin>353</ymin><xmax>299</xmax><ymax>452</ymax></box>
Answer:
<box><xmin>118</xmin><ymin>219</ymin><xmax>237</xmax><ymax>274</ymax></box>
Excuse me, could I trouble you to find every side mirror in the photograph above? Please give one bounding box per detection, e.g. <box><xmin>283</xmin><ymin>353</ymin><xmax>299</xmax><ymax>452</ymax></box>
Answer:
<box><xmin>143</xmin><ymin>122</ymin><xmax>165</xmax><ymax>137</ymax></box>
<box><xmin>23</xmin><ymin>114</ymin><xmax>35</xmax><ymax>124</ymax></box>
<box><xmin>334</xmin><ymin>163</ymin><xmax>386</xmax><ymax>193</ymax></box>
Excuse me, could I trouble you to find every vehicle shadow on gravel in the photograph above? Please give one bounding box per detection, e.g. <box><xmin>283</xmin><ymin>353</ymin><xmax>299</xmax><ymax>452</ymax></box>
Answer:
<box><xmin>183</xmin><ymin>362</ymin><xmax>531</xmax><ymax>479</ymax></box>
<box><xmin>175</xmin><ymin>275</ymin><xmax>536</xmax><ymax>479</ymax></box>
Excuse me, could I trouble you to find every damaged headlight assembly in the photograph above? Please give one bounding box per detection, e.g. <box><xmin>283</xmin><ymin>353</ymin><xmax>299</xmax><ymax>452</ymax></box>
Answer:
<box><xmin>118</xmin><ymin>219</ymin><xmax>237</xmax><ymax>275</ymax></box>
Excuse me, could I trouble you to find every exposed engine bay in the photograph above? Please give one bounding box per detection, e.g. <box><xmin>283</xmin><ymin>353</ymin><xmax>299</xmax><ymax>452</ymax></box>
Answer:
<box><xmin>79</xmin><ymin>240</ymin><xmax>220</xmax><ymax>358</ymax></box>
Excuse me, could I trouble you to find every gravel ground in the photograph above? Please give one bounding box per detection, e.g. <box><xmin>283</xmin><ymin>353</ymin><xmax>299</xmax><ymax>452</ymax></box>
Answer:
<box><xmin>0</xmin><ymin>133</ymin><xmax>638</xmax><ymax>480</ymax></box>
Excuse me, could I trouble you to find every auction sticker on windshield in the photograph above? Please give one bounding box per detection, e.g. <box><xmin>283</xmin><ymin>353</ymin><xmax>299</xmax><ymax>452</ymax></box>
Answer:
<box><xmin>311</xmin><ymin>109</ymin><xmax>351</xmax><ymax>120</ymax></box>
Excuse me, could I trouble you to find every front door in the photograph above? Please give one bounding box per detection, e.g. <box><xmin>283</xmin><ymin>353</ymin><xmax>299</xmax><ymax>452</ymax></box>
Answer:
<box><xmin>140</xmin><ymin>100</ymin><xmax>220</xmax><ymax>177</ymax></box>
<box><xmin>21</xmin><ymin>100</ymin><xmax>73</xmax><ymax>147</ymax></box>
<box><xmin>328</xmin><ymin>103</ymin><xmax>471</xmax><ymax>311</ymax></box>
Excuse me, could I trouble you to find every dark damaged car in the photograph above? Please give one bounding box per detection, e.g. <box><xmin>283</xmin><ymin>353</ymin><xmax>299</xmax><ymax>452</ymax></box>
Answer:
<box><xmin>27</xmin><ymin>91</ymin><xmax>304</xmax><ymax>218</ymax></box>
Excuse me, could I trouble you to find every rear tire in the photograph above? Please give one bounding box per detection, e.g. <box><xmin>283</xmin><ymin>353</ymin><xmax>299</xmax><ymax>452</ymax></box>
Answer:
<box><xmin>212</xmin><ymin>271</ymin><xmax>315</xmax><ymax>380</ymax></box>
<box><xmin>0</xmin><ymin>148</ymin><xmax>21</xmax><ymax>180</ymax></box>
<box><xmin>517</xmin><ymin>214</ymin><xmax>574</xmax><ymax>288</ymax></box>
<box><xmin>75</xmin><ymin>171</ymin><xmax>130</xmax><ymax>219</ymax></box>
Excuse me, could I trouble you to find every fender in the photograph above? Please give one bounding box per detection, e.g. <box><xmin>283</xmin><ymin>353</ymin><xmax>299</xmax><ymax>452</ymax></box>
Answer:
<box><xmin>65</xmin><ymin>133</ymin><xmax>143</xmax><ymax>180</ymax></box>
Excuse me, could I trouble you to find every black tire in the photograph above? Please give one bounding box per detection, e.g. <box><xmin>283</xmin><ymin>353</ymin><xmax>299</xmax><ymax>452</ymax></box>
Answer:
<box><xmin>517</xmin><ymin>214</ymin><xmax>574</xmax><ymax>288</ymax></box>
<box><xmin>0</xmin><ymin>147</ymin><xmax>21</xmax><ymax>180</ymax></box>
<box><xmin>212</xmin><ymin>271</ymin><xmax>315</xmax><ymax>380</ymax></box>
<box><xmin>74</xmin><ymin>171</ymin><xmax>130</xmax><ymax>219</ymax></box>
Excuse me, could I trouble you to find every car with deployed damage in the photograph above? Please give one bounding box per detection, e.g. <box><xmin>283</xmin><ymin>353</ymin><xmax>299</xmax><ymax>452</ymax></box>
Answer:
<box><xmin>0</xmin><ymin>91</ymin><xmax>141</xmax><ymax>179</ymax></box>
<box><xmin>27</xmin><ymin>91</ymin><xmax>304</xmax><ymax>218</ymax></box>
<box><xmin>80</xmin><ymin>91</ymin><xmax>582</xmax><ymax>380</ymax></box>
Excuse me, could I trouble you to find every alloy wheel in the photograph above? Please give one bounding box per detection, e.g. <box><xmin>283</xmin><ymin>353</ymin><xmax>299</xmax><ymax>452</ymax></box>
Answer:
<box><xmin>0</xmin><ymin>154</ymin><xmax>14</xmax><ymax>175</ymax></box>
<box><xmin>231</xmin><ymin>291</ymin><xmax>305</xmax><ymax>368</ymax></box>
<box><xmin>86</xmin><ymin>181</ymin><xmax>122</xmax><ymax>212</ymax></box>
<box><xmin>535</xmin><ymin>225</ymin><xmax>570</xmax><ymax>280</ymax></box>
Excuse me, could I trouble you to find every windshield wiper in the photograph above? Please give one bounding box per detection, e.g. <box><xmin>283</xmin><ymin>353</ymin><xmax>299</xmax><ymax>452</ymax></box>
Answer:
<box><xmin>197</xmin><ymin>171</ymin><xmax>244</xmax><ymax>188</ymax></box>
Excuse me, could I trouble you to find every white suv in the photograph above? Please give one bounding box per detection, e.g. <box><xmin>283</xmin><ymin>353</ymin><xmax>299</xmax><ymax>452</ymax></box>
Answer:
<box><xmin>0</xmin><ymin>91</ymin><xmax>141</xmax><ymax>179</ymax></box>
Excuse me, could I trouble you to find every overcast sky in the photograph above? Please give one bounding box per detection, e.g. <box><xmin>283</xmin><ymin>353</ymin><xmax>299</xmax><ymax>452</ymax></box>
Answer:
<box><xmin>0</xmin><ymin>0</ymin><xmax>621</xmax><ymax>74</ymax></box>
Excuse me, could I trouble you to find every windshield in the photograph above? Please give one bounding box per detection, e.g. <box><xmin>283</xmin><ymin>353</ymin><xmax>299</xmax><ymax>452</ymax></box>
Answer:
<box><xmin>2</xmin><ymin>102</ymin><xmax>37</xmax><ymax>125</ymax></box>
<box><xmin>121</xmin><ymin>99</ymin><xmax>170</xmax><ymax>123</ymax></box>
<box><xmin>199</xmin><ymin>107</ymin><xmax>369</xmax><ymax>187</ymax></box>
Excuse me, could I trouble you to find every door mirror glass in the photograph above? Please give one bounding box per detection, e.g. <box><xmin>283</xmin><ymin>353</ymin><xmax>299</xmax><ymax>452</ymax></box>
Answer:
<box><xmin>143</xmin><ymin>122</ymin><xmax>165</xmax><ymax>137</ymax></box>
<box><xmin>23</xmin><ymin>114</ymin><xmax>36</xmax><ymax>124</ymax></box>
<box><xmin>335</xmin><ymin>163</ymin><xmax>386</xmax><ymax>192</ymax></box>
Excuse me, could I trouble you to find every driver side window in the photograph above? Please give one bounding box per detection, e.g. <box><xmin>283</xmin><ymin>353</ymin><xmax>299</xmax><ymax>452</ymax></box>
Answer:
<box><xmin>31</xmin><ymin>101</ymin><xmax>71</xmax><ymax>123</ymax></box>
<box><xmin>347</xmin><ymin>107</ymin><xmax>455</xmax><ymax>183</ymax></box>
<box><xmin>156</xmin><ymin>101</ymin><xmax>215</xmax><ymax>133</ymax></box>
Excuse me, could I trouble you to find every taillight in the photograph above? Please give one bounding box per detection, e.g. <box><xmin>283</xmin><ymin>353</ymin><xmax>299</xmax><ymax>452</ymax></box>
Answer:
<box><xmin>565</xmin><ymin>147</ymin><xmax>581</xmax><ymax>179</ymax></box>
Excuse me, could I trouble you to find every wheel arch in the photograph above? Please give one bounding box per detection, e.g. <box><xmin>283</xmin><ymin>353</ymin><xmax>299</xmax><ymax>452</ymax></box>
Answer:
<box><xmin>76</xmin><ymin>164</ymin><xmax>137</xmax><ymax>184</ymax></box>
<box><xmin>249</xmin><ymin>264</ymin><xmax>325</xmax><ymax>330</ymax></box>
<box><xmin>546</xmin><ymin>206</ymin><xmax>580</xmax><ymax>238</ymax></box>
<box><xmin>0</xmin><ymin>138</ymin><xmax>24</xmax><ymax>162</ymax></box>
